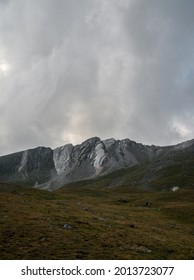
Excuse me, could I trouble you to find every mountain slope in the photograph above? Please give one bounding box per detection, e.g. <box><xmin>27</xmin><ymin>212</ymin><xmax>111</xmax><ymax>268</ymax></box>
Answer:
<box><xmin>0</xmin><ymin>137</ymin><xmax>194</xmax><ymax>190</ymax></box>
<box><xmin>1</xmin><ymin>182</ymin><xmax>194</xmax><ymax>259</ymax></box>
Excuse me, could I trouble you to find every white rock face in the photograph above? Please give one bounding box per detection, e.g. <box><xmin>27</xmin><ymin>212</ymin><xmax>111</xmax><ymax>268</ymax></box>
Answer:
<box><xmin>18</xmin><ymin>150</ymin><xmax>28</xmax><ymax>174</ymax></box>
<box><xmin>53</xmin><ymin>144</ymin><xmax>73</xmax><ymax>175</ymax></box>
<box><xmin>93</xmin><ymin>143</ymin><xmax>107</xmax><ymax>174</ymax></box>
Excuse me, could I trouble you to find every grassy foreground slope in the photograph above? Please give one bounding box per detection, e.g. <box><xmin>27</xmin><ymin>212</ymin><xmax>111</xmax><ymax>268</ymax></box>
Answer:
<box><xmin>0</xmin><ymin>181</ymin><xmax>194</xmax><ymax>260</ymax></box>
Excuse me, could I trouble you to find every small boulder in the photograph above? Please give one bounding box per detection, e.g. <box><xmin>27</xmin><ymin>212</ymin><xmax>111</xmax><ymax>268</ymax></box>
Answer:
<box><xmin>170</xmin><ymin>186</ymin><xmax>180</xmax><ymax>192</ymax></box>
<box><xmin>63</xmin><ymin>224</ymin><xmax>72</xmax><ymax>230</ymax></box>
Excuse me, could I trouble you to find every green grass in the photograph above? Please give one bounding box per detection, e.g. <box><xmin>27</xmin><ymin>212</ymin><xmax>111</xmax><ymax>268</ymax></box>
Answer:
<box><xmin>0</xmin><ymin>182</ymin><xmax>194</xmax><ymax>260</ymax></box>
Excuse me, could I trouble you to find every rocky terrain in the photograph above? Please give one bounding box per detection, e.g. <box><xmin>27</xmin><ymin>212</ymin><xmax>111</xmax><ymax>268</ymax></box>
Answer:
<box><xmin>0</xmin><ymin>137</ymin><xmax>194</xmax><ymax>190</ymax></box>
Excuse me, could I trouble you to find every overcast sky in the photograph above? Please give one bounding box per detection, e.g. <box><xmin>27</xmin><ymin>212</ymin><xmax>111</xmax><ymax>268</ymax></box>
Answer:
<box><xmin>0</xmin><ymin>0</ymin><xmax>194</xmax><ymax>155</ymax></box>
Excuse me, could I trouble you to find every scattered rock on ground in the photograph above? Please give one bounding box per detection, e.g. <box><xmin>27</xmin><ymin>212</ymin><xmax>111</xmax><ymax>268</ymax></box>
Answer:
<box><xmin>63</xmin><ymin>224</ymin><xmax>72</xmax><ymax>230</ymax></box>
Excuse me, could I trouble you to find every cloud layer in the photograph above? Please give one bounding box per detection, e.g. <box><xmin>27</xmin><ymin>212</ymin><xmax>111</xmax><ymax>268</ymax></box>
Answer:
<box><xmin>0</xmin><ymin>0</ymin><xmax>194</xmax><ymax>155</ymax></box>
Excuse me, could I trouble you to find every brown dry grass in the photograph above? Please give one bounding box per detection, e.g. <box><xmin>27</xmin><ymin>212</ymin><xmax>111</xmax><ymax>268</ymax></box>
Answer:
<box><xmin>0</xmin><ymin>183</ymin><xmax>194</xmax><ymax>260</ymax></box>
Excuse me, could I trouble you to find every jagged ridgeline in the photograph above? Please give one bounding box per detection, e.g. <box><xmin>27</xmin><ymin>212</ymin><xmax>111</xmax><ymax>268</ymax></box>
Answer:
<box><xmin>0</xmin><ymin>137</ymin><xmax>194</xmax><ymax>190</ymax></box>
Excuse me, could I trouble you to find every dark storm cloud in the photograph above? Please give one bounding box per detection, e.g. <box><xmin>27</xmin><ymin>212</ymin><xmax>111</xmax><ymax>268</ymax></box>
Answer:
<box><xmin>0</xmin><ymin>0</ymin><xmax>194</xmax><ymax>155</ymax></box>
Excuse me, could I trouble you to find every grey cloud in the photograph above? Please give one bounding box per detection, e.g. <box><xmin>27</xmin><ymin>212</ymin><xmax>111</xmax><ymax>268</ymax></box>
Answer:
<box><xmin>0</xmin><ymin>0</ymin><xmax>194</xmax><ymax>155</ymax></box>
<box><xmin>118</xmin><ymin>0</ymin><xmax>194</xmax><ymax>144</ymax></box>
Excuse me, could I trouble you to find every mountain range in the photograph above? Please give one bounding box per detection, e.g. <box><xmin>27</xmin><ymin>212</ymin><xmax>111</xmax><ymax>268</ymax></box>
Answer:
<box><xmin>1</xmin><ymin>136</ymin><xmax>194</xmax><ymax>260</ymax></box>
<box><xmin>0</xmin><ymin>136</ymin><xmax>194</xmax><ymax>190</ymax></box>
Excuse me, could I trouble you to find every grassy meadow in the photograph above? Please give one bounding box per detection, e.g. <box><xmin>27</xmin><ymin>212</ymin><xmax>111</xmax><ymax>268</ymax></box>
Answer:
<box><xmin>0</xmin><ymin>180</ymin><xmax>194</xmax><ymax>260</ymax></box>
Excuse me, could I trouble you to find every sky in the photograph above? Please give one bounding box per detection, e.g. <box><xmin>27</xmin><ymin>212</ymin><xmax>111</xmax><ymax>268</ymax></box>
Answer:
<box><xmin>0</xmin><ymin>0</ymin><xmax>194</xmax><ymax>155</ymax></box>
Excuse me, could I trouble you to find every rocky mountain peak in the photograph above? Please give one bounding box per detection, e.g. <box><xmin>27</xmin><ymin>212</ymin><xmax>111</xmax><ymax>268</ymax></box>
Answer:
<box><xmin>0</xmin><ymin>136</ymin><xmax>193</xmax><ymax>190</ymax></box>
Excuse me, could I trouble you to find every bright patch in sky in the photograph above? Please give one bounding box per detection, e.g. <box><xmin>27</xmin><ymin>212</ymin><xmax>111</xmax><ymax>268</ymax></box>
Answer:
<box><xmin>0</xmin><ymin>59</ymin><xmax>11</xmax><ymax>76</ymax></box>
<box><xmin>172</xmin><ymin>119</ymin><xmax>192</xmax><ymax>139</ymax></box>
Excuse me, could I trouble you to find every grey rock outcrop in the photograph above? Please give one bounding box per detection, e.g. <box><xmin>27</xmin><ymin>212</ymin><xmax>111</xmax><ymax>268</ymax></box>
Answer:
<box><xmin>0</xmin><ymin>137</ymin><xmax>194</xmax><ymax>190</ymax></box>
<box><xmin>0</xmin><ymin>146</ymin><xmax>56</xmax><ymax>186</ymax></box>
